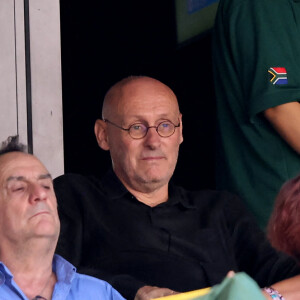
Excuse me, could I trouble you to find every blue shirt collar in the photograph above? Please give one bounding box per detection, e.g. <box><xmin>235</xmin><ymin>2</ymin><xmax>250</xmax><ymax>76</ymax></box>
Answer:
<box><xmin>52</xmin><ymin>254</ymin><xmax>76</xmax><ymax>284</ymax></box>
<box><xmin>0</xmin><ymin>254</ymin><xmax>76</xmax><ymax>285</ymax></box>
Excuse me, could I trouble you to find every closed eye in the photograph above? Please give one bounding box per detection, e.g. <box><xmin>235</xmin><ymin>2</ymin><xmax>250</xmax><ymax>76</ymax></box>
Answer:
<box><xmin>39</xmin><ymin>177</ymin><xmax>53</xmax><ymax>190</ymax></box>
<box><xmin>11</xmin><ymin>185</ymin><xmax>26</xmax><ymax>193</ymax></box>
<box><xmin>13</xmin><ymin>187</ymin><xmax>25</xmax><ymax>192</ymax></box>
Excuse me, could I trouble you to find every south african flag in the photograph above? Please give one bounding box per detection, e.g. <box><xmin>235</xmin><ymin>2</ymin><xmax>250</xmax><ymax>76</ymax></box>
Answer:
<box><xmin>268</xmin><ymin>67</ymin><xmax>288</xmax><ymax>85</ymax></box>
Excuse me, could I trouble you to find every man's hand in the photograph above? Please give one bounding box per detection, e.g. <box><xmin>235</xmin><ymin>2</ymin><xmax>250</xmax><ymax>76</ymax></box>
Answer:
<box><xmin>134</xmin><ymin>285</ymin><xmax>178</xmax><ymax>300</ymax></box>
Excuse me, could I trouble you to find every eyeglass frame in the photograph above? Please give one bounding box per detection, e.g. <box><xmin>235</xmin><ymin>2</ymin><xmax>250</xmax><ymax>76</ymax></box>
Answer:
<box><xmin>103</xmin><ymin>119</ymin><xmax>181</xmax><ymax>139</ymax></box>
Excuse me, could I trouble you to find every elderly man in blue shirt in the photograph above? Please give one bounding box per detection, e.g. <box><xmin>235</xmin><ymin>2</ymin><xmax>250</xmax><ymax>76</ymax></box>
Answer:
<box><xmin>0</xmin><ymin>136</ymin><xmax>124</xmax><ymax>300</ymax></box>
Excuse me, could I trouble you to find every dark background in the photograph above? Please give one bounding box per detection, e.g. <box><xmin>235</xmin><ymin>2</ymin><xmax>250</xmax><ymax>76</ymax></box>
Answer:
<box><xmin>59</xmin><ymin>0</ymin><xmax>216</xmax><ymax>190</ymax></box>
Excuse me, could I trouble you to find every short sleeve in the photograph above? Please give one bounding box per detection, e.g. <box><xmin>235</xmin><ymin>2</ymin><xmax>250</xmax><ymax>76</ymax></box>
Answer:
<box><xmin>218</xmin><ymin>0</ymin><xmax>300</xmax><ymax>119</ymax></box>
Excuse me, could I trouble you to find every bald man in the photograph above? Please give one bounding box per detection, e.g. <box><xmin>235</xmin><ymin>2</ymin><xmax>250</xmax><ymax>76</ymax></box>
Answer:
<box><xmin>54</xmin><ymin>76</ymin><xmax>300</xmax><ymax>300</ymax></box>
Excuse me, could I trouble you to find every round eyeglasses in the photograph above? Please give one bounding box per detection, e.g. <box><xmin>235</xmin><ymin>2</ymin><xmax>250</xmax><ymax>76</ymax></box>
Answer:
<box><xmin>104</xmin><ymin>119</ymin><xmax>180</xmax><ymax>139</ymax></box>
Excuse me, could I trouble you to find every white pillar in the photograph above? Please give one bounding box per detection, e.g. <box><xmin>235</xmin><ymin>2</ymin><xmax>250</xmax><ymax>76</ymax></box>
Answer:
<box><xmin>0</xmin><ymin>0</ymin><xmax>64</xmax><ymax>178</ymax></box>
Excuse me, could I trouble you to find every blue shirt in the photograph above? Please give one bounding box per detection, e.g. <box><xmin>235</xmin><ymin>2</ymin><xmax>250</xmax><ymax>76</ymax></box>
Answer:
<box><xmin>0</xmin><ymin>254</ymin><xmax>125</xmax><ymax>300</ymax></box>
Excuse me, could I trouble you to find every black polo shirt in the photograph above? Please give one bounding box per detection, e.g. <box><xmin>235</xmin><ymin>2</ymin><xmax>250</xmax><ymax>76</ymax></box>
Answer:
<box><xmin>54</xmin><ymin>169</ymin><xmax>300</xmax><ymax>299</ymax></box>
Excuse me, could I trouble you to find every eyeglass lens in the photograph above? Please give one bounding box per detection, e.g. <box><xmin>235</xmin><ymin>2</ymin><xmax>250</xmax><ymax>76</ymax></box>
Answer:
<box><xmin>129</xmin><ymin>121</ymin><xmax>175</xmax><ymax>138</ymax></box>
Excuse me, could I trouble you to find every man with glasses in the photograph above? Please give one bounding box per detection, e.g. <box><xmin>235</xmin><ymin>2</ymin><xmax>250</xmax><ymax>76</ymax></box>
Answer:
<box><xmin>54</xmin><ymin>76</ymin><xmax>300</xmax><ymax>300</ymax></box>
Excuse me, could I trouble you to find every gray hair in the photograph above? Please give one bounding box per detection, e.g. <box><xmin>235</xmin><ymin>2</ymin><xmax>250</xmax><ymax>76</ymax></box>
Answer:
<box><xmin>0</xmin><ymin>136</ymin><xmax>27</xmax><ymax>156</ymax></box>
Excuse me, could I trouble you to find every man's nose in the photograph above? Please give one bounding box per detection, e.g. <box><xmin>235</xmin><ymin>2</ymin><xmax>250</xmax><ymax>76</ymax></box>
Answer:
<box><xmin>144</xmin><ymin>127</ymin><xmax>161</xmax><ymax>148</ymax></box>
<box><xmin>29</xmin><ymin>183</ymin><xmax>47</xmax><ymax>203</ymax></box>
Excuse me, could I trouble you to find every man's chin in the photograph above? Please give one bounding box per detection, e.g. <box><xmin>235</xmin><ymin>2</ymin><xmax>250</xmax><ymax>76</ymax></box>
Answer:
<box><xmin>32</xmin><ymin>228</ymin><xmax>60</xmax><ymax>240</ymax></box>
<box><xmin>31</xmin><ymin>219</ymin><xmax>60</xmax><ymax>236</ymax></box>
<box><xmin>138</xmin><ymin>174</ymin><xmax>170</xmax><ymax>189</ymax></box>
<box><xmin>141</xmin><ymin>172</ymin><xmax>164</xmax><ymax>183</ymax></box>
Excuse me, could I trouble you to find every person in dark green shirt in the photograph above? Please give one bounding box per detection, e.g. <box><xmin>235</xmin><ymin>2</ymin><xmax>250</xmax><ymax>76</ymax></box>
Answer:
<box><xmin>212</xmin><ymin>0</ymin><xmax>300</xmax><ymax>229</ymax></box>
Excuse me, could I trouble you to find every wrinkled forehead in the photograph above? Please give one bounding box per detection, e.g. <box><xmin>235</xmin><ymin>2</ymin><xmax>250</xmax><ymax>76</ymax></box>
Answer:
<box><xmin>0</xmin><ymin>152</ymin><xmax>50</xmax><ymax>185</ymax></box>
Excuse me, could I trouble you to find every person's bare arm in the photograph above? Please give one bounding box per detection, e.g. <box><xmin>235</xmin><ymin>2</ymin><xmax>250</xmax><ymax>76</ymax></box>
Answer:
<box><xmin>263</xmin><ymin>275</ymin><xmax>300</xmax><ymax>300</ymax></box>
<box><xmin>264</xmin><ymin>101</ymin><xmax>300</xmax><ymax>154</ymax></box>
<box><xmin>134</xmin><ymin>286</ymin><xmax>177</xmax><ymax>300</ymax></box>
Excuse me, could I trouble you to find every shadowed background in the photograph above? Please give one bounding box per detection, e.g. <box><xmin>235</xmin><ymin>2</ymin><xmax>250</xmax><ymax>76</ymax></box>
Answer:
<box><xmin>59</xmin><ymin>0</ymin><xmax>216</xmax><ymax>190</ymax></box>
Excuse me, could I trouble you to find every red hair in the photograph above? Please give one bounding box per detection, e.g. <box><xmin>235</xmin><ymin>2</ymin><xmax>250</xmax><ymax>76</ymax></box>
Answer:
<box><xmin>267</xmin><ymin>174</ymin><xmax>300</xmax><ymax>262</ymax></box>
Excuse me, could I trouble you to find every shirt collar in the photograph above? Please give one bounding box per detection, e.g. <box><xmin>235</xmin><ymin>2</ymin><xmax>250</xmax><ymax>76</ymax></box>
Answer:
<box><xmin>53</xmin><ymin>254</ymin><xmax>76</xmax><ymax>284</ymax></box>
<box><xmin>100</xmin><ymin>168</ymin><xmax>130</xmax><ymax>199</ymax></box>
<box><xmin>0</xmin><ymin>254</ymin><xmax>76</xmax><ymax>287</ymax></box>
<box><xmin>0</xmin><ymin>261</ymin><xmax>13</xmax><ymax>280</ymax></box>
<box><xmin>168</xmin><ymin>183</ymin><xmax>197</xmax><ymax>209</ymax></box>
<box><xmin>101</xmin><ymin>168</ymin><xmax>196</xmax><ymax>209</ymax></box>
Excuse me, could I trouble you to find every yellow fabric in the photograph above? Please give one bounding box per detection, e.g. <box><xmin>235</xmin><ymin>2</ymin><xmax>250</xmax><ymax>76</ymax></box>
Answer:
<box><xmin>155</xmin><ymin>287</ymin><xmax>211</xmax><ymax>300</ymax></box>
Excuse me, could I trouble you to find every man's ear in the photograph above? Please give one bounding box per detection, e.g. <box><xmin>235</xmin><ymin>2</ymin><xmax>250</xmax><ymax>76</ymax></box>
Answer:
<box><xmin>94</xmin><ymin>119</ymin><xmax>110</xmax><ymax>150</ymax></box>
<box><xmin>179</xmin><ymin>113</ymin><xmax>183</xmax><ymax>144</ymax></box>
